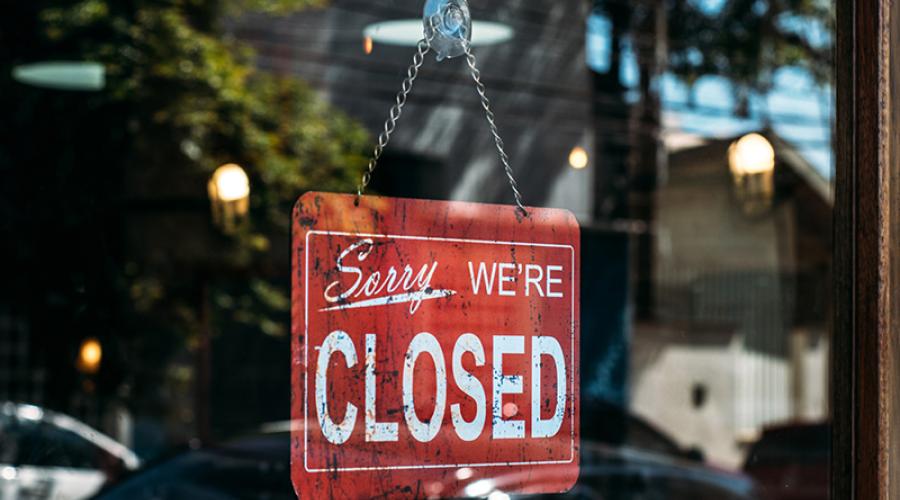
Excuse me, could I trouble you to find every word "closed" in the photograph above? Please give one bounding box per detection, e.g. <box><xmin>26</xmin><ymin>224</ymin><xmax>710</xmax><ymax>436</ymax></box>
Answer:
<box><xmin>314</xmin><ymin>330</ymin><xmax>567</xmax><ymax>445</ymax></box>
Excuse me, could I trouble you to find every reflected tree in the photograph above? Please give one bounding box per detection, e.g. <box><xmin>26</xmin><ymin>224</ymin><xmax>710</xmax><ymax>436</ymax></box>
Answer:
<box><xmin>666</xmin><ymin>0</ymin><xmax>832</xmax><ymax>113</ymax></box>
<box><xmin>0</xmin><ymin>0</ymin><xmax>366</xmax><ymax>442</ymax></box>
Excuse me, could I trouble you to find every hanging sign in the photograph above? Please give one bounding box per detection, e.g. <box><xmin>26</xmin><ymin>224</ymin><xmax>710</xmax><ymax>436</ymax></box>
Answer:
<box><xmin>291</xmin><ymin>192</ymin><xmax>580</xmax><ymax>498</ymax></box>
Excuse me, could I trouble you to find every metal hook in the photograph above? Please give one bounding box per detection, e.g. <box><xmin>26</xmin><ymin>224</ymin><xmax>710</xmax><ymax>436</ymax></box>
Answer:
<box><xmin>423</xmin><ymin>0</ymin><xmax>472</xmax><ymax>61</ymax></box>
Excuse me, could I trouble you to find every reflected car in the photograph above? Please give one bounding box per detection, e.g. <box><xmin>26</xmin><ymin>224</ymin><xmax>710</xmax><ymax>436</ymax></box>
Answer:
<box><xmin>742</xmin><ymin>422</ymin><xmax>829</xmax><ymax>500</ymax></box>
<box><xmin>455</xmin><ymin>442</ymin><xmax>758</xmax><ymax>499</ymax></box>
<box><xmin>94</xmin><ymin>425</ymin><xmax>759</xmax><ymax>500</ymax></box>
<box><xmin>0</xmin><ymin>402</ymin><xmax>140</xmax><ymax>500</ymax></box>
<box><xmin>580</xmin><ymin>398</ymin><xmax>707</xmax><ymax>463</ymax></box>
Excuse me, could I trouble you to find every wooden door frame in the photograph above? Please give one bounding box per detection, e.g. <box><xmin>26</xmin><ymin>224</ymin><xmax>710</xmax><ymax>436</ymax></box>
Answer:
<box><xmin>833</xmin><ymin>0</ymin><xmax>900</xmax><ymax>498</ymax></box>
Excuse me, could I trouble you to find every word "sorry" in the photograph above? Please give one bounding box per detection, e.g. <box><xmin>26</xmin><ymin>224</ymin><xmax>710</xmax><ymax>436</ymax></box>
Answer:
<box><xmin>321</xmin><ymin>239</ymin><xmax>455</xmax><ymax>315</ymax></box>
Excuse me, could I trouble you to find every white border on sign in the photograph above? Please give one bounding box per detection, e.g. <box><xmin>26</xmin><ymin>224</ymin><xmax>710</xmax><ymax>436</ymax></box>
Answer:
<box><xmin>304</xmin><ymin>231</ymin><xmax>576</xmax><ymax>473</ymax></box>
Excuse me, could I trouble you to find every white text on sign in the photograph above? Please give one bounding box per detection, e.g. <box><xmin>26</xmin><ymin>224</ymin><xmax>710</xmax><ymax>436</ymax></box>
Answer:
<box><xmin>468</xmin><ymin>261</ymin><xmax>565</xmax><ymax>297</ymax></box>
<box><xmin>314</xmin><ymin>331</ymin><xmax>567</xmax><ymax>445</ymax></box>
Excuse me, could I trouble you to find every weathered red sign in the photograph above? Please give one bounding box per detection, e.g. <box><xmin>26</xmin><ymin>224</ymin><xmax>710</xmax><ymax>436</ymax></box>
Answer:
<box><xmin>291</xmin><ymin>193</ymin><xmax>580</xmax><ymax>498</ymax></box>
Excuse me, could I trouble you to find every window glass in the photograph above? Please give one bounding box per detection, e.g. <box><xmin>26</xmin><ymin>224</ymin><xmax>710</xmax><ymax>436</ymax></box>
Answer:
<box><xmin>17</xmin><ymin>421</ymin><xmax>106</xmax><ymax>469</ymax></box>
<box><xmin>1</xmin><ymin>0</ymin><xmax>833</xmax><ymax>498</ymax></box>
<box><xmin>0</xmin><ymin>412</ymin><xmax>19</xmax><ymax>464</ymax></box>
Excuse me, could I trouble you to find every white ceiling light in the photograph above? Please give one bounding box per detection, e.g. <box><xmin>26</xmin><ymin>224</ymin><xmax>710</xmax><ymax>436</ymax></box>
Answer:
<box><xmin>363</xmin><ymin>19</ymin><xmax>513</xmax><ymax>48</ymax></box>
<box><xmin>12</xmin><ymin>61</ymin><xmax>105</xmax><ymax>91</ymax></box>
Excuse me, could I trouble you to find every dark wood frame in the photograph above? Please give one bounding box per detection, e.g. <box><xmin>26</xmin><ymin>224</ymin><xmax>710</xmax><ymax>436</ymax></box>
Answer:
<box><xmin>833</xmin><ymin>0</ymin><xmax>900</xmax><ymax>497</ymax></box>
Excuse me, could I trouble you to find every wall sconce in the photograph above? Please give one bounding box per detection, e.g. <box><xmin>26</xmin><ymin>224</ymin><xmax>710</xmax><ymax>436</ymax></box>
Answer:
<box><xmin>728</xmin><ymin>133</ymin><xmax>775</xmax><ymax>216</ymax></box>
<box><xmin>208</xmin><ymin>163</ymin><xmax>250</xmax><ymax>234</ymax></box>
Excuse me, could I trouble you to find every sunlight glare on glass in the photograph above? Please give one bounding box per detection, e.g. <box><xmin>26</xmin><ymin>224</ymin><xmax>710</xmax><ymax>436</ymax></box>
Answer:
<box><xmin>464</xmin><ymin>479</ymin><xmax>495</xmax><ymax>497</ymax></box>
<box><xmin>363</xmin><ymin>19</ymin><xmax>513</xmax><ymax>48</ymax></box>
<box><xmin>569</xmin><ymin>146</ymin><xmax>589</xmax><ymax>169</ymax></box>
<box><xmin>0</xmin><ymin>467</ymin><xmax>16</xmax><ymax>481</ymax></box>
<box><xmin>692</xmin><ymin>0</ymin><xmax>727</xmax><ymax>15</ymax></box>
<box><xmin>17</xmin><ymin>405</ymin><xmax>43</xmax><ymax>421</ymax></box>
<box><xmin>211</xmin><ymin>164</ymin><xmax>250</xmax><ymax>202</ymax></box>
<box><xmin>728</xmin><ymin>133</ymin><xmax>775</xmax><ymax>175</ymax></box>
<box><xmin>455</xmin><ymin>467</ymin><xmax>474</xmax><ymax>480</ymax></box>
<box><xmin>586</xmin><ymin>12</ymin><xmax>611</xmax><ymax>73</ymax></box>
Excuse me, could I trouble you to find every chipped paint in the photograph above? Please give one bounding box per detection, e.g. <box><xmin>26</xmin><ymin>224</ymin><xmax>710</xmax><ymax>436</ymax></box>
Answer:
<box><xmin>291</xmin><ymin>192</ymin><xmax>580</xmax><ymax>498</ymax></box>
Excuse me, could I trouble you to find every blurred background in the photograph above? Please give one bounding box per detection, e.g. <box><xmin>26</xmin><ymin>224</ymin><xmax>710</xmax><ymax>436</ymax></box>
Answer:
<box><xmin>0</xmin><ymin>0</ymin><xmax>833</xmax><ymax>498</ymax></box>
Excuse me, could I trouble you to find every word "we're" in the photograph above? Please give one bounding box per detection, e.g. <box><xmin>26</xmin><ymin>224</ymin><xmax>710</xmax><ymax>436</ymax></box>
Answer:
<box><xmin>467</xmin><ymin>261</ymin><xmax>565</xmax><ymax>298</ymax></box>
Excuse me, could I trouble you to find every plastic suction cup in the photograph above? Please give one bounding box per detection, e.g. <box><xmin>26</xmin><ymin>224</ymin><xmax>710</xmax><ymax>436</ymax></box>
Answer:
<box><xmin>423</xmin><ymin>0</ymin><xmax>472</xmax><ymax>61</ymax></box>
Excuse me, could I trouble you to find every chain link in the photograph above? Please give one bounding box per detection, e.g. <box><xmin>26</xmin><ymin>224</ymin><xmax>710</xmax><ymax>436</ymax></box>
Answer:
<box><xmin>463</xmin><ymin>43</ymin><xmax>527</xmax><ymax>216</ymax></box>
<box><xmin>355</xmin><ymin>34</ymin><xmax>434</xmax><ymax>202</ymax></box>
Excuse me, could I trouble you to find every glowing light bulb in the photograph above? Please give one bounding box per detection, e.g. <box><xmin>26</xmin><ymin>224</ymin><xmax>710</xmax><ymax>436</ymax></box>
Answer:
<box><xmin>208</xmin><ymin>163</ymin><xmax>250</xmax><ymax>233</ymax></box>
<box><xmin>77</xmin><ymin>338</ymin><xmax>102</xmax><ymax>374</ymax></box>
<box><xmin>364</xmin><ymin>36</ymin><xmax>374</xmax><ymax>55</ymax></box>
<box><xmin>568</xmin><ymin>146</ymin><xmax>588</xmax><ymax>169</ymax></box>
<box><xmin>728</xmin><ymin>133</ymin><xmax>774</xmax><ymax>175</ymax></box>
<box><xmin>211</xmin><ymin>164</ymin><xmax>250</xmax><ymax>202</ymax></box>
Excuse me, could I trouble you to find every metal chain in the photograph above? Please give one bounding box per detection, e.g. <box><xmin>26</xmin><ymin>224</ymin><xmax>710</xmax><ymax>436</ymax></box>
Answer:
<box><xmin>355</xmin><ymin>34</ymin><xmax>434</xmax><ymax>202</ymax></box>
<box><xmin>356</xmin><ymin>17</ymin><xmax>528</xmax><ymax>217</ymax></box>
<box><xmin>463</xmin><ymin>43</ymin><xmax>527</xmax><ymax>216</ymax></box>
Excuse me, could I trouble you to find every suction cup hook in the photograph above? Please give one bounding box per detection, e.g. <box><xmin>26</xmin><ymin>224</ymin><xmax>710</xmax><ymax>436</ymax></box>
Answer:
<box><xmin>423</xmin><ymin>0</ymin><xmax>472</xmax><ymax>61</ymax></box>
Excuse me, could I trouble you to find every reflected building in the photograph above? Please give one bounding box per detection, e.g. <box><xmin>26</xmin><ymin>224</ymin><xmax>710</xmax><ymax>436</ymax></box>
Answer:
<box><xmin>632</xmin><ymin>133</ymin><xmax>831</xmax><ymax>466</ymax></box>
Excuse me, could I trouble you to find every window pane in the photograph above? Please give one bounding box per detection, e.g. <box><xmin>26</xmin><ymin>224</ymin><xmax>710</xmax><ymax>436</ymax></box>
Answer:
<box><xmin>1</xmin><ymin>0</ymin><xmax>833</xmax><ymax>498</ymax></box>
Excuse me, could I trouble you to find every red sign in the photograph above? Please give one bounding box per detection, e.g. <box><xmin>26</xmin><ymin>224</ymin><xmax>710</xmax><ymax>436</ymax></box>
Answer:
<box><xmin>291</xmin><ymin>193</ymin><xmax>580</xmax><ymax>498</ymax></box>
